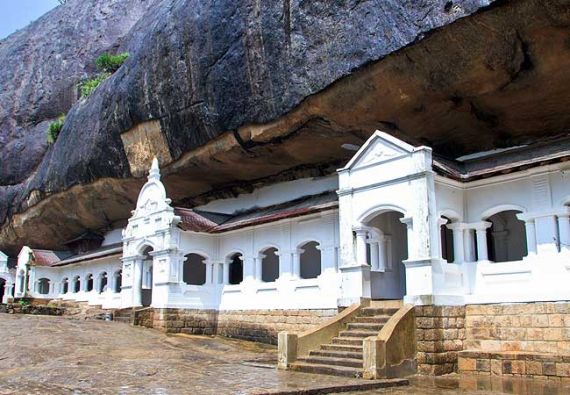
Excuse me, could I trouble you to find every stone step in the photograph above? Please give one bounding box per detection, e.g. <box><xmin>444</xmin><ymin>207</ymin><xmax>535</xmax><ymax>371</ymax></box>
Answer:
<box><xmin>339</xmin><ymin>330</ymin><xmax>378</xmax><ymax>338</ymax></box>
<box><xmin>347</xmin><ymin>322</ymin><xmax>385</xmax><ymax>331</ymax></box>
<box><xmin>298</xmin><ymin>355</ymin><xmax>363</xmax><ymax>369</ymax></box>
<box><xmin>369</xmin><ymin>300</ymin><xmax>403</xmax><ymax>309</ymax></box>
<box><xmin>331</xmin><ymin>336</ymin><xmax>364</xmax><ymax>346</ymax></box>
<box><xmin>352</xmin><ymin>315</ymin><xmax>391</xmax><ymax>324</ymax></box>
<box><xmin>359</xmin><ymin>307</ymin><xmax>399</xmax><ymax>317</ymax></box>
<box><xmin>320</xmin><ymin>344</ymin><xmax>363</xmax><ymax>353</ymax></box>
<box><xmin>310</xmin><ymin>349</ymin><xmax>363</xmax><ymax>360</ymax></box>
<box><xmin>289</xmin><ymin>361</ymin><xmax>363</xmax><ymax>378</ymax></box>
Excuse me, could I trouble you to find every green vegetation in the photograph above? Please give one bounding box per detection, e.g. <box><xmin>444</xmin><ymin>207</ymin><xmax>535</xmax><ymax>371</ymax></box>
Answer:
<box><xmin>78</xmin><ymin>72</ymin><xmax>110</xmax><ymax>98</ymax></box>
<box><xmin>18</xmin><ymin>299</ymin><xmax>30</xmax><ymax>307</ymax></box>
<box><xmin>46</xmin><ymin>114</ymin><xmax>66</xmax><ymax>144</ymax></box>
<box><xmin>78</xmin><ymin>52</ymin><xmax>129</xmax><ymax>98</ymax></box>
<box><xmin>96</xmin><ymin>52</ymin><xmax>129</xmax><ymax>73</ymax></box>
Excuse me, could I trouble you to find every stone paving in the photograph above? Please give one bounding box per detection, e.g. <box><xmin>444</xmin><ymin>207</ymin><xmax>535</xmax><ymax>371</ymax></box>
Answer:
<box><xmin>2</xmin><ymin>315</ymin><xmax>569</xmax><ymax>395</ymax></box>
<box><xmin>0</xmin><ymin>314</ymin><xmax>400</xmax><ymax>394</ymax></box>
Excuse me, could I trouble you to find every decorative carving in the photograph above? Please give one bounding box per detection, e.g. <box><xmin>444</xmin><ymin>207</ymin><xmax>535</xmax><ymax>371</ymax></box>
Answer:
<box><xmin>356</xmin><ymin>140</ymin><xmax>402</xmax><ymax>167</ymax></box>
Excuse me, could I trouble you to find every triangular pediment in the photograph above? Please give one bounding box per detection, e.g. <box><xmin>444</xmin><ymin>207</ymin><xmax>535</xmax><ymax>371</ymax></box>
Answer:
<box><xmin>343</xmin><ymin>130</ymin><xmax>416</xmax><ymax>170</ymax></box>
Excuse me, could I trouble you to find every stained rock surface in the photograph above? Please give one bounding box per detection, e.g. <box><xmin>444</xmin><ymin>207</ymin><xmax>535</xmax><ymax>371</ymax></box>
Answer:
<box><xmin>1</xmin><ymin>0</ymin><xmax>570</xmax><ymax>254</ymax></box>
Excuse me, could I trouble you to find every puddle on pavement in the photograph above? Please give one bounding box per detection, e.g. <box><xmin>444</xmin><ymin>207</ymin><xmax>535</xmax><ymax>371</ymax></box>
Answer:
<box><xmin>347</xmin><ymin>374</ymin><xmax>570</xmax><ymax>395</ymax></box>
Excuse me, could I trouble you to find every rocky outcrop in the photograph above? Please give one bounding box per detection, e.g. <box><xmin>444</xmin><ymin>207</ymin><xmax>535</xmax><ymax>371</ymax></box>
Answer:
<box><xmin>1</xmin><ymin>0</ymin><xmax>570</xmax><ymax>254</ymax></box>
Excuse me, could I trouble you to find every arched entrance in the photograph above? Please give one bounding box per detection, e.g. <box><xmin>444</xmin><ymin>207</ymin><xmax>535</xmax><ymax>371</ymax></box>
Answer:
<box><xmin>364</xmin><ymin>210</ymin><xmax>408</xmax><ymax>299</ymax></box>
<box><xmin>228</xmin><ymin>253</ymin><xmax>243</xmax><ymax>285</ymax></box>
<box><xmin>260</xmin><ymin>247</ymin><xmax>279</xmax><ymax>283</ymax></box>
<box><xmin>486</xmin><ymin>210</ymin><xmax>527</xmax><ymax>262</ymax></box>
<box><xmin>141</xmin><ymin>247</ymin><xmax>153</xmax><ymax>307</ymax></box>
<box><xmin>299</xmin><ymin>241</ymin><xmax>321</xmax><ymax>279</ymax></box>
<box><xmin>183</xmin><ymin>254</ymin><xmax>206</xmax><ymax>285</ymax></box>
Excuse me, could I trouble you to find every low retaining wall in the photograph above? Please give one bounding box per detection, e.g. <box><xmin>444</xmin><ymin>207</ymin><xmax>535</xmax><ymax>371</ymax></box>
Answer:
<box><xmin>5</xmin><ymin>303</ymin><xmax>64</xmax><ymax>316</ymax></box>
<box><xmin>137</xmin><ymin>308</ymin><xmax>337</xmax><ymax>344</ymax></box>
<box><xmin>458</xmin><ymin>350</ymin><xmax>570</xmax><ymax>379</ymax></box>
<box><xmin>416</xmin><ymin>301</ymin><xmax>570</xmax><ymax>376</ymax></box>
<box><xmin>464</xmin><ymin>302</ymin><xmax>570</xmax><ymax>354</ymax></box>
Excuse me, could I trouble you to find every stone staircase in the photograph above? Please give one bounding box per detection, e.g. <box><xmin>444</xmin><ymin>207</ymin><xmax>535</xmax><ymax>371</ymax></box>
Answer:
<box><xmin>289</xmin><ymin>301</ymin><xmax>402</xmax><ymax>378</ymax></box>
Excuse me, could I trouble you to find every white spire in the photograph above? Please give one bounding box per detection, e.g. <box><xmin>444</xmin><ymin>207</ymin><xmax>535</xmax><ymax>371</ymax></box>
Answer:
<box><xmin>148</xmin><ymin>157</ymin><xmax>160</xmax><ymax>181</ymax></box>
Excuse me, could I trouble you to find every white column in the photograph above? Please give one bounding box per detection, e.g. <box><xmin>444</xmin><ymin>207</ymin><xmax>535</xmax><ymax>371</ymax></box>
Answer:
<box><xmin>255</xmin><ymin>256</ymin><xmax>263</xmax><ymax>282</ymax></box>
<box><xmin>447</xmin><ymin>224</ymin><xmax>465</xmax><ymax>264</ymax></box>
<box><xmin>558</xmin><ymin>214</ymin><xmax>570</xmax><ymax>253</ymax></box>
<box><xmin>474</xmin><ymin>222</ymin><xmax>492</xmax><ymax>261</ymax></box>
<box><xmin>320</xmin><ymin>244</ymin><xmax>336</xmax><ymax>275</ymax></box>
<box><xmin>525</xmin><ymin>219</ymin><xmax>538</xmax><ymax>255</ymax></box>
<box><xmin>212</xmin><ymin>263</ymin><xmax>221</xmax><ymax>284</ymax></box>
<box><xmin>205</xmin><ymin>262</ymin><xmax>213</xmax><ymax>284</ymax></box>
<box><xmin>292</xmin><ymin>251</ymin><xmax>301</xmax><ymax>279</ymax></box>
<box><xmin>385</xmin><ymin>236</ymin><xmax>393</xmax><ymax>271</ymax></box>
<box><xmin>464</xmin><ymin>229</ymin><xmax>476</xmax><ymax>263</ymax></box>
<box><xmin>399</xmin><ymin>217</ymin><xmax>414</xmax><ymax>260</ymax></box>
<box><xmin>279</xmin><ymin>250</ymin><xmax>293</xmax><ymax>279</ymax></box>
<box><xmin>222</xmin><ymin>263</ymin><xmax>230</xmax><ymax>285</ymax></box>
<box><xmin>535</xmin><ymin>215</ymin><xmax>559</xmax><ymax>255</ymax></box>
<box><xmin>132</xmin><ymin>259</ymin><xmax>143</xmax><ymax>306</ymax></box>
<box><xmin>377</xmin><ymin>237</ymin><xmax>388</xmax><ymax>271</ymax></box>
<box><xmin>354</xmin><ymin>228</ymin><xmax>368</xmax><ymax>266</ymax></box>
<box><xmin>369</xmin><ymin>241</ymin><xmax>379</xmax><ymax>271</ymax></box>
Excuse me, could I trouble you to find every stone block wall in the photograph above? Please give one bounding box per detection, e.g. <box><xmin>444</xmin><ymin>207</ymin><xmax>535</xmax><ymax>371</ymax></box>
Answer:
<box><xmin>414</xmin><ymin>302</ymin><xmax>570</xmax><ymax>376</ymax></box>
<box><xmin>464</xmin><ymin>302</ymin><xmax>570</xmax><ymax>354</ymax></box>
<box><xmin>217</xmin><ymin>309</ymin><xmax>336</xmax><ymax>344</ymax></box>
<box><xmin>415</xmin><ymin>305</ymin><xmax>466</xmax><ymax>375</ymax></box>
<box><xmin>458</xmin><ymin>350</ymin><xmax>570</xmax><ymax>379</ymax></box>
<box><xmin>137</xmin><ymin>308</ymin><xmax>336</xmax><ymax>344</ymax></box>
<box><xmin>147</xmin><ymin>309</ymin><xmax>218</xmax><ymax>335</ymax></box>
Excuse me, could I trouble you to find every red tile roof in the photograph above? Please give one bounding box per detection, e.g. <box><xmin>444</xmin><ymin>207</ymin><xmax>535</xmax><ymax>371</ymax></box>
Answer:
<box><xmin>175</xmin><ymin>192</ymin><xmax>338</xmax><ymax>234</ymax></box>
<box><xmin>174</xmin><ymin>208</ymin><xmax>221</xmax><ymax>232</ymax></box>
<box><xmin>31</xmin><ymin>249</ymin><xmax>70</xmax><ymax>267</ymax></box>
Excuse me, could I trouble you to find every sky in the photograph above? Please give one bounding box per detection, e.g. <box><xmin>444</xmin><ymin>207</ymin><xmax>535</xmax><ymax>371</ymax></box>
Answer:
<box><xmin>0</xmin><ymin>0</ymin><xmax>60</xmax><ymax>40</ymax></box>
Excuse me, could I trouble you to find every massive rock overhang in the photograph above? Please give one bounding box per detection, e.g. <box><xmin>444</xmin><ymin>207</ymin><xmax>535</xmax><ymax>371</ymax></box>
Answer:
<box><xmin>1</xmin><ymin>0</ymin><xmax>569</xmax><ymax>255</ymax></box>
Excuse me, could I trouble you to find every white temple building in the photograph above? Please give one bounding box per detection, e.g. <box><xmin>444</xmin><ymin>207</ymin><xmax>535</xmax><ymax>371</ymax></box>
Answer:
<box><xmin>7</xmin><ymin>131</ymin><xmax>570</xmax><ymax>310</ymax></box>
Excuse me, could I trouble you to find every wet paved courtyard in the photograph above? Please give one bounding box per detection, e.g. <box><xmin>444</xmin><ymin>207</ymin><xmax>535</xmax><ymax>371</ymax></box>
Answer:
<box><xmin>0</xmin><ymin>314</ymin><xmax>397</xmax><ymax>394</ymax></box>
<box><xmin>0</xmin><ymin>315</ymin><xmax>569</xmax><ymax>394</ymax></box>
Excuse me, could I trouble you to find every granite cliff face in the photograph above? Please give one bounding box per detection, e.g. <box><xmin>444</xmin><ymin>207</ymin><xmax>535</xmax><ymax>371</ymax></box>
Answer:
<box><xmin>1</xmin><ymin>0</ymin><xmax>569</xmax><ymax>254</ymax></box>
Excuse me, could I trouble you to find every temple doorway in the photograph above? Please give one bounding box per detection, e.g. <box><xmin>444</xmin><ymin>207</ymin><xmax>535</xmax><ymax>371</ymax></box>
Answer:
<box><xmin>365</xmin><ymin>210</ymin><xmax>408</xmax><ymax>300</ymax></box>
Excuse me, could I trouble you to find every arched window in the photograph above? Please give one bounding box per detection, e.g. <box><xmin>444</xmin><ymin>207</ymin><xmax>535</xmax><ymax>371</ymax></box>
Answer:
<box><xmin>299</xmin><ymin>241</ymin><xmax>321</xmax><ymax>279</ymax></box>
<box><xmin>486</xmin><ymin>210</ymin><xmax>527</xmax><ymax>262</ymax></box>
<box><xmin>98</xmin><ymin>272</ymin><xmax>108</xmax><ymax>293</ymax></box>
<box><xmin>113</xmin><ymin>270</ymin><xmax>122</xmax><ymax>293</ymax></box>
<box><xmin>72</xmin><ymin>276</ymin><xmax>80</xmax><ymax>293</ymax></box>
<box><xmin>228</xmin><ymin>253</ymin><xmax>243</xmax><ymax>285</ymax></box>
<box><xmin>441</xmin><ymin>216</ymin><xmax>455</xmax><ymax>262</ymax></box>
<box><xmin>183</xmin><ymin>254</ymin><xmax>206</xmax><ymax>285</ymax></box>
<box><xmin>71</xmin><ymin>276</ymin><xmax>81</xmax><ymax>293</ymax></box>
<box><xmin>37</xmin><ymin>278</ymin><xmax>50</xmax><ymax>295</ymax></box>
<box><xmin>261</xmin><ymin>247</ymin><xmax>279</xmax><ymax>282</ymax></box>
<box><xmin>61</xmin><ymin>278</ymin><xmax>69</xmax><ymax>294</ymax></box>
<box><xmin>85</xmin><ymin>274</ymin><xmax>94</xmax><ymax>292</ymax></box>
